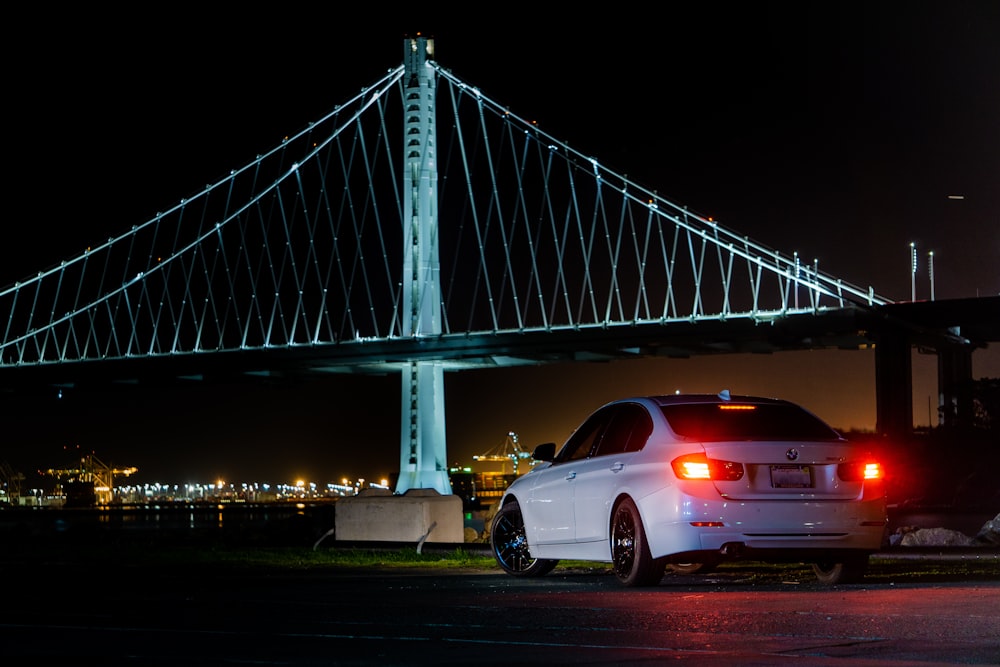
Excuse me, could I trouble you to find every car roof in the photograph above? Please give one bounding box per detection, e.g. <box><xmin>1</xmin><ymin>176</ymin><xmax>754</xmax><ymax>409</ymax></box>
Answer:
<box><xmin>642</xmin><ymin>391</ymin><xmax>792</xmax><ymax>407</ymax></box>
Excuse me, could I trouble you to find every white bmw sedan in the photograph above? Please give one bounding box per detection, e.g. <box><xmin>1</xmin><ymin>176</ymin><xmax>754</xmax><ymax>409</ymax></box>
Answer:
<box><xmin>490</xmin><ymin>391</ymin><xmax>888</xmax><ymax>586</ymax></box>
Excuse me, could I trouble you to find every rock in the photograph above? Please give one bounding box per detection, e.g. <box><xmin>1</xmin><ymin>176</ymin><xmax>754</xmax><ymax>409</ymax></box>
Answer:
<box><xmin>975</xmin><ymin>513</ymin><xmax>1000</xmax><ymax>545</ymax></box>
<box><xmin>889</xmin><ymin>514</ymin><xmax>1000</xmax><ymax>547</ymax></box>
<box><xmin>888</xmin><ymin>525</ymin><xmax>916</xmax><ymax>546</ymax></box>
<box><xmin>894</xmin><ymin>525</ymin><xmax>977</xmax><ymax>547</ymax></box>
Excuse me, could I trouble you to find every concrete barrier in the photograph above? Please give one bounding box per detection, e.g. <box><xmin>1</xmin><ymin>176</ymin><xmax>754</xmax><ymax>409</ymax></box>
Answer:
<box><xmin>335</xmin><ymin>488</ymin><xmax>464</xmax><ymax>544</ymax></box>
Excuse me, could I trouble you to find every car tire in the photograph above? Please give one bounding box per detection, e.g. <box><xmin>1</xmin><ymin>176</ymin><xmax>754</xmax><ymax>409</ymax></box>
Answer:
<box><xmin>666</xmin><ymin>561</ymin><xmax>718</xmax><ymax>575</ymax></box>
<box><xmin>490</xmin><ymin>500</ymin><xmax>558</xmax><ymax>577</ymax></box>
<box><xmin>811</xmin><ymin>556</ymin><xmax>869</xmax><ymax>585</ymax></box>
<box><xmin>610</xmin><ymin>497</ymin><xmax>665</xmax><ymax>587</ymax></box>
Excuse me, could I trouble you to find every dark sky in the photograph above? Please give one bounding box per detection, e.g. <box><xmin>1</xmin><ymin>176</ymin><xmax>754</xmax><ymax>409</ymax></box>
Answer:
<box><xmin>2</xmin><ymin>4</ymin><xmax>998</xmax><ymax>486</ymax></box>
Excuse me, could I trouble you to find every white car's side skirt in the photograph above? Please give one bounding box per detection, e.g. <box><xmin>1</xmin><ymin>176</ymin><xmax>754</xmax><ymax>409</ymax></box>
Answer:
<box><xmin>532</xmin><ymin>538</ymin><xmax>611</xmax><ymax>562</ymax></box>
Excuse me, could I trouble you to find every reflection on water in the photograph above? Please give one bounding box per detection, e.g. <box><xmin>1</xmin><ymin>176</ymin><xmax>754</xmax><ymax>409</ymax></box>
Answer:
<box><xmin>1</xmin><ymin>502</ymin><xmax>337</xmax><ymax>546</ymax></box>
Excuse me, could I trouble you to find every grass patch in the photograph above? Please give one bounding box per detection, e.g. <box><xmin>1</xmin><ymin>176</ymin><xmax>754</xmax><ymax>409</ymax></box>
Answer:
<box><xmin>106</xmin><ymin>544</ymin><xmax>502</xmax><ymax>571</ymax></box>
<box><xmin>83</xmin><ymin>542</ymin><xmax>607</xmax><ymax>574</ymax></box>
<box><xmin>316</xmin><ymin>547</ymin><xmax>498</xmax><ymax>569</ymax></box>
<box><xmin>6</xmin><ymin>538</ymin><xmax>997</xmax><ymax>583</ymax></box>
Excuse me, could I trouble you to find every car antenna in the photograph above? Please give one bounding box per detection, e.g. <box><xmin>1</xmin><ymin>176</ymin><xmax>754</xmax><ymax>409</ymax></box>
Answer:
<box><xmin>718</xmin><ymin>389</ymin><xmax>731</xmax><ymax>401</ymax></box>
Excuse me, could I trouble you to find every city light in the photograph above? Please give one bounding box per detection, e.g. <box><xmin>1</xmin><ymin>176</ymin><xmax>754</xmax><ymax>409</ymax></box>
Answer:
<box><xmin>8</xmin><ymin>475</ymin><xmax>393</xmax><ymax>507</ymax></box>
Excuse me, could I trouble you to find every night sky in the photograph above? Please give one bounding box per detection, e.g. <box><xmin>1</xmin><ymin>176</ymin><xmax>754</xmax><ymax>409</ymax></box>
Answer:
<box><xmin>2</xmin><ymin>4</ymin><xmax>997</xmax><ymax>486</ymax></box>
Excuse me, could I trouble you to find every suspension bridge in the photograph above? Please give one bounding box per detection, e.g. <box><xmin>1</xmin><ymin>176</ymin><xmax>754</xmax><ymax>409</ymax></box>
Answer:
<box><xmin>1</xmin><ymin>35</ymin><xmax>995</xmax><ymax>495</ymax></box>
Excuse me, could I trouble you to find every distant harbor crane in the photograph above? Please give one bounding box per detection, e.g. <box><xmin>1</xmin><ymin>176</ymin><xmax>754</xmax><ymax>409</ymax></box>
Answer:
<box><xmin>472</xmin><ymin>432</ymin><xmax>533</xmax><ymax>475</ymax></box>
<box><xmin>1</xmin><ymin>461</ymin><xmax>25</xmax><ymax>503</ymax></box>
<box><xmin>41</xmin><ymin>450</ymin><xmax>137</xmax><ymax>506</ymax></box>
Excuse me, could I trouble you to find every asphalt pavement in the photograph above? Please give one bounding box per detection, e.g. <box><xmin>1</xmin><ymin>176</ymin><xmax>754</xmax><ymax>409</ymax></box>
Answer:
<box><xmin>3</xmin><ymin>543</ymin><xmax>998</xmax><ymax>666</ymax></box>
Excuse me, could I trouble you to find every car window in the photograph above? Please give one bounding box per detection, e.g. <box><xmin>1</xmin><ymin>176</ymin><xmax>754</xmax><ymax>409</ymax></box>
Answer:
<box><xmin>555</xmin><ymin>407</ymin><xmax>611</xmax><ymax>462</ymax></box>
<box><xmin>592</xmin><ymin>403</ymin><xmax>652</xmax><ymax>457</ymax></box>
<box><xmin>660</xmin><ymin>403</ymin><xmax>841</xmax><ymax>441</ymax></box>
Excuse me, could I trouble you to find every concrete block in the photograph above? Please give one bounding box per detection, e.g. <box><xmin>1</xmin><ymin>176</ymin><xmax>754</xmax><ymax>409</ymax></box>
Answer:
<box><xmin>335</xmin><ymin>489</ymin><xmax>464</xmax><ymax>543</ymax></box>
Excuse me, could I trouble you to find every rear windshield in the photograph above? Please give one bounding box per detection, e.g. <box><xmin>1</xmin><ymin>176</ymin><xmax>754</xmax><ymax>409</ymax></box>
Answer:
<box><xmin>660</xmin><ymin>403</ymin><xmax>841</xmax><ymax>441</ymax></box>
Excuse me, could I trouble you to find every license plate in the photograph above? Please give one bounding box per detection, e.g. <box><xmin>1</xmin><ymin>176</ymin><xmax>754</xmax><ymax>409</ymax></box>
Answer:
<box><xmin>770</xmin><ymin>465</ymin><xmax>813</xmax><ymax>488</ymax></box>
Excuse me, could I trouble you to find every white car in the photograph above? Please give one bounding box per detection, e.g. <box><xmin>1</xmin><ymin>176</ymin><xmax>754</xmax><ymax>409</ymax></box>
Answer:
<box><xmin>490</xmin><ymin>391</ymin><xmax>888</xmax><ymax>586</ymax></box>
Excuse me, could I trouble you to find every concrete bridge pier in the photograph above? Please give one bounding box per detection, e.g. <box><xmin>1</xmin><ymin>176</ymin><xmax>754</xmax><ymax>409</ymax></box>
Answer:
<box><xmin>937</xmin><ymin>343</ymin><xmax>975</xmax><ymax>428</ymax></box>
<box><xmin>876</xmin><ymin>326</ymin><xmax>979</xmax><ymax>438</ymax></box>
<box><xmin>875</xmin><ymin>329</ymin><xmax>913</xmax><ymax>441</ymax></box>
<box><xmin>394</xmin><ymin>34</ymin><xmax>453</xmax><ymax>498</ymax></box>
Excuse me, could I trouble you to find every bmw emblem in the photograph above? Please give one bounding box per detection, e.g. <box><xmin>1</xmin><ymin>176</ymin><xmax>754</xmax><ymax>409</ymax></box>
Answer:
<box><xmin>785</xmin><ymin>448</ymin><xmax>799</xmax><ymax>461</ymax></box>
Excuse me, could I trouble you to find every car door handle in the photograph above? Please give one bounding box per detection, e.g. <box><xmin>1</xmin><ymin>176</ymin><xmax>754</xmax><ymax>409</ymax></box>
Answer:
<box><xmin>565</xmin><ymin>471</ymin><xmax>576</xmax><ymax>480</ymax></box>
<box><xmin>610</xmin><ymin>462</ymin><xmax>625</xmax><ymax>473</ymax></box>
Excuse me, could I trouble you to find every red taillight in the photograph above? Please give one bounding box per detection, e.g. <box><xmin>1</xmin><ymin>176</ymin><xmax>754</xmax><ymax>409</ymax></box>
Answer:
<box><xmin>671</xmin><ymin>453</ymin><xmax>745</xmax><ymax>481</ymax></box>
<box><xmin>672</xmin><ymin>454</ymin><xmax>711</xmax><ymax>479</ymax></box>
<box><xmin>838</xmin><ymin>461</ymin><xmax>882</xmax><ymax>481</ymax></box>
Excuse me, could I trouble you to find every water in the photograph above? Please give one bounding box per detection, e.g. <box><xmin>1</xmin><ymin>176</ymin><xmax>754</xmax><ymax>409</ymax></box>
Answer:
<box><xmin>0</xmin><ymin>502</ymin><xmax>338</xmax><ymax>546</ymax></box>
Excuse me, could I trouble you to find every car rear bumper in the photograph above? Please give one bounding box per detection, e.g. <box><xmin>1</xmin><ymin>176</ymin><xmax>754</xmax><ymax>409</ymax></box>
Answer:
<box><xmin>641</xmin><ymin>493</ymin><xmax>887</xmax><ymax>558</ymax></box>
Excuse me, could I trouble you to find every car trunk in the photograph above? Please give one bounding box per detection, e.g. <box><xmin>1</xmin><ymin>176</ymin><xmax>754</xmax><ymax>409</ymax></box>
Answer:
<box><xmin>703</xmin><ymin>441</ymin><xmax>867</xmax><ymax>501</ymax></box>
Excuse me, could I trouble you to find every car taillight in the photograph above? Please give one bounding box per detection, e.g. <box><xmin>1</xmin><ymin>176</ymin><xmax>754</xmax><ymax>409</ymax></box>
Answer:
<box><xmin>671</xmin><ymin>453</ymin><xmax>745</xmax><ymax>481</ymax></box>
<box><xmin>838</xmin><ymin>461</ymin><xmax>882</xmax><ymax>481</ymax></box>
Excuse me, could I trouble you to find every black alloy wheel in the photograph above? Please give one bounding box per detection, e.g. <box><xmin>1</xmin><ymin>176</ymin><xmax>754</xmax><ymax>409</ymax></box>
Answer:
<box><xmin>666</xmin><ymin>561</ymin><xmax>718</xmax><ymax>575</ymax></box>
<box><xmin>490</xmin><ymin>500</ymin><xmax>557</xmax><ymax>577</ymax></box>
<box><xmin>610</xmin><ymin>497</ymin><xmax>665</xmax><ymax>587</ymax></box>
<box><xmin>811</xmin><ymin>556</ymin><xmax>869</xmax><ymax>585</ymax></box>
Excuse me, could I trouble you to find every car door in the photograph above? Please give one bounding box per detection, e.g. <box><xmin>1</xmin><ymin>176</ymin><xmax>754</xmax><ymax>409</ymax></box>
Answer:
<box><xmin>571</xmin><ymin>403</ymin><xmax>653</xmax><ymax>543</ymax></box>
<box><xmin>523</xmin><ymin>408</ymin><xmax>609</xmax><ymax>545</ymax></box>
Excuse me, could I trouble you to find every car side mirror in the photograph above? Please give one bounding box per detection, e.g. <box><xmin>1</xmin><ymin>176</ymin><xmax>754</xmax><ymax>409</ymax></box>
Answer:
<box><xmin>532</xmin><ymin>442</ymin><xmax>556</xmax><ymax>461</ymax></box>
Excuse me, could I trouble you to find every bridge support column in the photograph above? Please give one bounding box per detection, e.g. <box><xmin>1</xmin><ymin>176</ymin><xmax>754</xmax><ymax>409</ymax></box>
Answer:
<box><xmin>394</xmin><ymin>34</ymin><xmax>451</xmax><ymax>496</ymax></box>
<box><xmin>937</xmin><ymin>343</ymin><xmax>974</xmax><ymax>428</ymax></box>
<box><xmin>875</xmin><ymin>329</ymin><xmax>913</xmax><ymax>440</ymax></box>
<box><xmin>396</xmin><ymin>361</ymin><xmax>451</xmax><ymax>494</ymax></box>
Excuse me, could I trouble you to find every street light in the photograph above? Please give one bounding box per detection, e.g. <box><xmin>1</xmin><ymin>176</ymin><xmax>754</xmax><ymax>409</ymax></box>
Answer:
<box><xmin>928</xmin><ymin>251</ymin><xmax>935</xmax><ymax>301</ymax></box>
<box><xmin>910</xmin><ymin>242</ymin><xmax>917</xmax><ymax>301</ymax></box>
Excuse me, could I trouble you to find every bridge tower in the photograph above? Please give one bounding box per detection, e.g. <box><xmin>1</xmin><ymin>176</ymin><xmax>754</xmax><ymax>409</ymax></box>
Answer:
<box><xmin>395</xmin><ymin>35</ymin><xmax>451</xmax><ymax>495</ymax></box>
